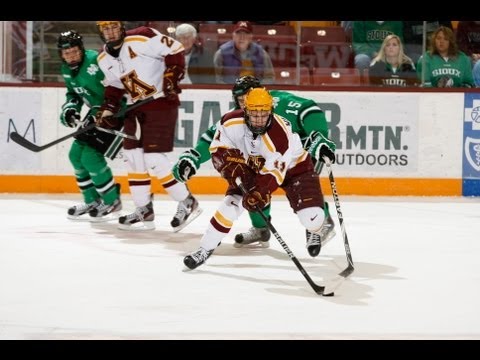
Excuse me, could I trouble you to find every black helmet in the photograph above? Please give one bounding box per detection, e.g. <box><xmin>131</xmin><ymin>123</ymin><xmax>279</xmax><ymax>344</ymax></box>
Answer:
<box><xmin>57</xmin><ymin>30</ymin><xmax>85</xmax><ymax>71</ymax></box>
<box><xmin>232</xmin><ymin>75</ymin><xmax>262</xmax><ymax>109</ymax></box>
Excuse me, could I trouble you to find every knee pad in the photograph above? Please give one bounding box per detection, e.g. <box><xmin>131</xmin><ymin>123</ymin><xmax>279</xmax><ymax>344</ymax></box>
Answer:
<box><xmin>297</xmin><ymin>207</ymin><xmax>325</xmax><ymax>231</ymax></box>
<box><xmin>144</xmin><ymin>152</ymin><xmax>171</xmax><ymax>178</ymax></box>
<box><xmin>217</xmin><ymin>194</ymin><xmax>244</xmax><ymax>221</ymax></box>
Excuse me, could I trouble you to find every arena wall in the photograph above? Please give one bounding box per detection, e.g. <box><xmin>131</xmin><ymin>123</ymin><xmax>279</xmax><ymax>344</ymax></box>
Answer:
<box><xmin>1</xmin><ymin>87</ymin><xmax>479</xmax><ymax>196</ymax></box>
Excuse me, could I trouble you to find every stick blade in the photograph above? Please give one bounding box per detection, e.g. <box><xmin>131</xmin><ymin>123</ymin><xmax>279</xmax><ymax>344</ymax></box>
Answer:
<box><xmin>323</xmin><ymin>275</ymin><xmax>346</xmax><ymax>296</ymax></box>
<box><xmin>323</xmin><ymin>266</ymin><xmax>355</xmax><ymax>296</ymax></box>
<box><xmin>9</xmin><ymin>132</ymin><xmax>41</xmax><ymax>152</ymax></box>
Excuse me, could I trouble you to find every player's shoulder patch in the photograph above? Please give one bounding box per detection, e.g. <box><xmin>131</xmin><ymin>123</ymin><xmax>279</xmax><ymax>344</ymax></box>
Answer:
<box><xmin>126</xmin><ymin>26</ymin><xmax>157</xmax><ymax>39</ymax></box>
<box><xmin>220</xmin><ymin>108</ymin><xmax>244</xmax><ymax>126</ymax></box>
<box><xmin>264</xmin><ymin>115</ymin><xmax>290</xmax><ymax>154</ymax></box>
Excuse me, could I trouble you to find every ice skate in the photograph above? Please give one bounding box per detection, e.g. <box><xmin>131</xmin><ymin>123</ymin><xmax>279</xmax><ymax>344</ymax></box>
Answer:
<box><xmin>183</xmin><ymin>247</ymin><xmax>214</xmax><ymax>270</ymax></box>
<box><xmin>171</xmin><ymin>194</ymin><xmax>202</xmax><ymax>232</ymax></box>
<box><xmin>233</xmin><ymin>226</ymin><xmax>270</xmax><ymax>248</ymax></box>
<box><xmin>67</xmin><ymin>199</ymin><xmax>101</xmax><ymax>221</ymax></box>
<box><xmin>306</xmin><ymin>214</ymin><xmax>335</xmax><ymax>257</ymax></box>
<box><xmin>88</xmin><ymin>198</ymin><xmax>122</xmax><ymax>222</ymax></box>
<box><xmin>118</xmin><ymin>201</ymin><xmax>155</xmax><ymax>231</ymax></box>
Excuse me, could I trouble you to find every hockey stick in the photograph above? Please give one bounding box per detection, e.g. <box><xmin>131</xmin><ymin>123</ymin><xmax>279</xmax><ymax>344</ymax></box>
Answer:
<box><xmin>235</xmin><ymin>177</ymin><xmax>328</xmax><ymax>296</ymax></box>
<box><xmin>10</xmin><ymin>123</ymin><xmax>96</xmax><ymax>152</ymax></box>
<box><xmin>9</xmin><ymin>97</ymin><xmax>152</xmax><ymax>152</ymax></box>
<box><xmin>95</xmin><ymin>126</ymin><xmax>137</xmax><ymax>140</ymax></box>
<box><xmin>322</xmin><ymin>156</ymin><xmax>355</xmax><ymax>294</ymax></box>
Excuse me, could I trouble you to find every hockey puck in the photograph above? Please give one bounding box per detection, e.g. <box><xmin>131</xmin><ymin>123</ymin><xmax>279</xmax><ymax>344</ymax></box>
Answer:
<box><xmin>323</xmin><ymin>292</ymin><xmax>335</xmax><ymax>297</ymax></box>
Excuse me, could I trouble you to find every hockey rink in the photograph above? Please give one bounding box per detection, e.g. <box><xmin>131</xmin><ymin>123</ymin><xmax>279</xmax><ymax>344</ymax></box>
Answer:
<box><xmin>0</xmin><ymin>193</ymin><xmax>479</xmax><ymax>339</ymax></box>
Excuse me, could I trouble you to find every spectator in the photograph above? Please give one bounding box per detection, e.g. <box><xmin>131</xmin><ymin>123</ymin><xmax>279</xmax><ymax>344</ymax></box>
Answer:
<box><xmin>456</xmin><ymin>21</ymin><xmax>480</xmax><ymax>87</ymax></box>
<box><xmin>175</xmin><ymin>23</ymin><xmax>216</xmax><ymax>84</ymax></box>
<box><xmin>369</xmin><ymin>34</ymin><xmax>418</xmax><ymax>87</ymax></box>
<box><xmin>403</xmin><ymin>21</ymin><xmax>453</xmax><ymax>64</ymax></box>
<box><xmin>417</xmin><ymin>26</ymin><xmax>474</xmax><ymax>88</ymax></box>
<box><xmin>352</xmin><ymin>21</ymin><xmax>404</xmax><ymax>70</ymax></box>
<box><xmin>213</xmin><ymin>20</ymin><xmax>275</xmax><ymax>84</ymax></box>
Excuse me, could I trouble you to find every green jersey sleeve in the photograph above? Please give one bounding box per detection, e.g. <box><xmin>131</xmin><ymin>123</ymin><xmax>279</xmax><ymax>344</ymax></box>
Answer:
<box><xmin>194</xmin><ymin>123</ymin><xmax>217</xmax><ymax>164</ymax></box>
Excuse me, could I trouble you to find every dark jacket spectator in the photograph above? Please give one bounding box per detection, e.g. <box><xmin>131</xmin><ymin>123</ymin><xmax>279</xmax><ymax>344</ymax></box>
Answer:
<box><xmin>213</xmin><ymin>21</ymin><xmax>274</xmax><ymax>84</ymax></box>
<box><xmin>369</xmin><ymin>34</ymin><xmax>418</xmax><ymax>87</ymax></box>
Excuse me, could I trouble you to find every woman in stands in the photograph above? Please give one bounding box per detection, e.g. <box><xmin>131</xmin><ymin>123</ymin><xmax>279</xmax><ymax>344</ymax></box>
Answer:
<box><xmin>369</xmin><ymin>34</ymin><xmax>418</xmax><ymax>87</ymax></box>
<box><xmin>416</xmin><ymin>26</ymin><xmax>475</xmax><ymax>88</ymax></box>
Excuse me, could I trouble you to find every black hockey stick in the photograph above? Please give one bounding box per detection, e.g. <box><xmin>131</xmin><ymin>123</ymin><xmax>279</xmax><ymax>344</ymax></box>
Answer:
<box><xmin>10</xmin><ymin>97</ymin><xmax>153</xmax><ymax>152</ymax></box>
<box><xmin>322</xmin><ymin>157</ymin><xmax>354</xmax><ymax>293</ymax></box>
<box><xmin>235</xmin><ymin>178</ymin><xmax>328</xmax><ymax>296</ymax></box>
<box><xmin>10</xmin><ymin>123</ymin><xmax>96</xmax><ymax>152</ymax></box>
<box><xmin>95</xmin><ymin>126</ymin><xmax>137</xmax><ymax>140</ymax></box>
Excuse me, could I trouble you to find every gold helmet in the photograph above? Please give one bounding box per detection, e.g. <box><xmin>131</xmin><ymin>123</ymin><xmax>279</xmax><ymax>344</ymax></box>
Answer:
<box><xmin>244</xmin><ymin>87</ymin><xmax>273</xmax><ymax>136</ymax></box>
<box><xmin>244</xmin><ymin>87</ymin><xmax>273</xmax><ymax>112</ymax></box>
<box><xmin>96</xmin><ymin>21</ymin><xmax>126</xmax><ymax>48</ymax></box>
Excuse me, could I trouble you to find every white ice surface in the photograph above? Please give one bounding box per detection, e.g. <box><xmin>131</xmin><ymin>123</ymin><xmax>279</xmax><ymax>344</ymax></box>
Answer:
<box><xmin>0</xmin><ymin>194</ymin><xmax>479</xmax><ymax>339</ymax></box>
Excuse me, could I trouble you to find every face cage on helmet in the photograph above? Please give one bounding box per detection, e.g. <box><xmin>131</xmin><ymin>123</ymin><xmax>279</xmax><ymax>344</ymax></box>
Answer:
<box><xmin>97</xmin><ymin>21</ymin><xmax>125</xmax><ymax>48</ymax></box>
<box><xmin>244</xmin><ymin>113</ymin><xmax>273</xmax><ymax>136</ymax></box>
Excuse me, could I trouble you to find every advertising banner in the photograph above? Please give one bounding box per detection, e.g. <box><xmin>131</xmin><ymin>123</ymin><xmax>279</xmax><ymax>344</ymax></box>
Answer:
<box><xmin>463</xmin><ymin>93</ymin><xmax>480</xmax><ymax>196</ymax></box>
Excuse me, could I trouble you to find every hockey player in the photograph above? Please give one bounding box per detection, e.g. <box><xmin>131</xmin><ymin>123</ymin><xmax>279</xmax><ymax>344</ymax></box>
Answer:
<box><xmin>95</xmin><ymin>21</ymin><xmax>202</xmax><ymax>231</ymax></box>
<box><xmin>183</xmin><ymin>87</ymin><xmax>335</xmax><ymax>269</ymax></box>
<box><xmin>58</xmin><ymin>30</ymin><xmax>122</xmax><ymax>221</ymax></box>
<box><xmin>173</xmin><ymin>75</ymin><xmax>336</xmax><ymax>256</ymax></box>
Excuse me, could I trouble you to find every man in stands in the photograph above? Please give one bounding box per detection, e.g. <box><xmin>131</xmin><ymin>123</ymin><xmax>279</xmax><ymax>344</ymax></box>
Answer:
<box><xmin>213</xmin><ymin>21</ymin><xmax>275</xmax><ymax>84</ymax></box>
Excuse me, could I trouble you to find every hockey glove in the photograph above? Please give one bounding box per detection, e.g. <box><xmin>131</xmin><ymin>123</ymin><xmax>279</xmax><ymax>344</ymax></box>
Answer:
<box><xmin>60</xmin><ymin>108</ymin><xmax>80</xmax><ymax>128</ymax></box>
<box><xmin>305</xmin><ymin>131</ymin><xmax>336</xmax><ymax>164</ymax></box>
<box><xmin>212</xmin><ymin>148</ymin><xmax>254</xmax><ymax>187</ymax></box>
<box><xmin>242</xmin><ymin>186</ymin><xmax>271</xmax><ymax>212</ymax></box>
<box><xmin>76</xmin><ymin>106</ymin><xmax>101</xmax><ymax>138</ymax></box>
<box><xmin>172</xmin><ymin>149</ymin><xmax>201</xmax><ymax>182</ymax></box>
<box><xmin>163</xmin><ymin>65</ymin><xmax>184</xmax><ymax>98</ymax></box>
<box><xmin>95</xmin><ymin>109</ymin><xmax>119</xmax><ymax>129</ymax></box>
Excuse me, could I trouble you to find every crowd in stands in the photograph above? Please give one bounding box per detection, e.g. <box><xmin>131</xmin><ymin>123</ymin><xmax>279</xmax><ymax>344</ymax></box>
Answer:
<box><xmin>143</xmin><ymin>20</ymin><xmax>478</xmax><ymax>88</ymax></box>
<box><xmin>4</xmin><ymin>20</ymin><xmax>480</xmax><ymax>88</ymax></box>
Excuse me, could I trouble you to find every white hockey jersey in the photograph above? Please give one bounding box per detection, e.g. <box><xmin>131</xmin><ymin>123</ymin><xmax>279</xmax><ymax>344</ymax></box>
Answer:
<box><xmin>97</xmin><ymin>27</ymin><xmax>184</xmax><ymax>105</ymax></box>
<box><xmin>210</xmin><ymin>111</ymin><xmax>308</xmax><ymax>187</ymax></box>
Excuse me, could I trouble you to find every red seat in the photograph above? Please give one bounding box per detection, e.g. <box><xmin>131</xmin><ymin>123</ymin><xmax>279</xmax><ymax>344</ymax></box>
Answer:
<box><xmin>300</xmin><ymin>26</ymin><xmax>346</xmax><ymax>43</ymax></box>
<box><xmin>312</xmin><ymin>68</ymin><xmax>361</xmax><ymax>86</ymax></box>
<box><xmin>198</xmin><ymin>33</ymin><xmax>231</xmax><ymax>50</ymax></box>
<box><xmin>273</xmin><ymin>67</ymin><xmax>311</xmax><ymax>85</ymax></box>
<box><xmin>301</xmin><ymin>42</ymin><xmax>353</xmax><ymax>68</ymax></box>
<box><xmin>146</xmin><ymin>21</ymin><xmax>179</xmax><ymax>36</ymax></box>
<box><xmin>198</xmin><ymin>23</ymin><xmax>234</xmax><ymax>35</ymax></box>
<box><xmin>256</xmin><ymin>38</ymin><xmax>298</xmax><ymax>67</ymax></box>
<box><xmin>252</xmin><ymin>24</ymin><xmax>296</xmax><ymax>37</ymax></box>
<box><xmin>198</xmin><ymin>23</ymin><xmax>235</xmax><ymax>48</ymax></box>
